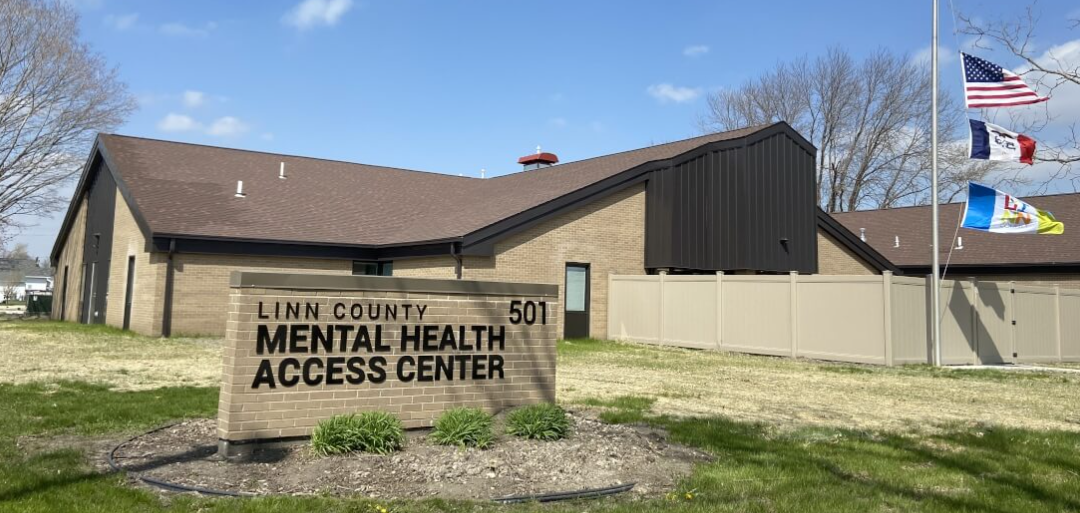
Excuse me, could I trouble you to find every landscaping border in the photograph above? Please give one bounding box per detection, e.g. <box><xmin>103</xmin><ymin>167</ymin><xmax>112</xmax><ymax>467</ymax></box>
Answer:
<box><xmin>107</xmin><ymin>423</ymin><xmax>636</xmax><ymax>502</ymax></box>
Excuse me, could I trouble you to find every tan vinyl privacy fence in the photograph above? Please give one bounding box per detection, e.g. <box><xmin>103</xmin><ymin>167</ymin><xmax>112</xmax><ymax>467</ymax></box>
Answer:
<box><xmin>608</xmin><ymin>272</ymin><xmax>1080</xmax><ymax>366</ymax></box>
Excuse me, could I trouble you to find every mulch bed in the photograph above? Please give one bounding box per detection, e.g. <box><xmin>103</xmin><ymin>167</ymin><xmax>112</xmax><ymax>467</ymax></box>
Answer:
<box><xmin>109</xmin><ymin>410</ymin><xmax>710</xmax><ymax>501</ymax></box>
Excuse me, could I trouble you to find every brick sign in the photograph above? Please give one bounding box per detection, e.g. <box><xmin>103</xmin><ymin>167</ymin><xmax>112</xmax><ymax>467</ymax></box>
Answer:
<box><xmin>218</xmin><ymin>272</ymin><xmax>558</xmax><ymax>455</ymax></box>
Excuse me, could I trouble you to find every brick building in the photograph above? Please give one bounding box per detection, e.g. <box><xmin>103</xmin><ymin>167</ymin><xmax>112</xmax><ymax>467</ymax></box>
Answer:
<box><xmin>50</xmin><ymin>122</ymin><xmax>892</xmax><ymax>338</ymax></box>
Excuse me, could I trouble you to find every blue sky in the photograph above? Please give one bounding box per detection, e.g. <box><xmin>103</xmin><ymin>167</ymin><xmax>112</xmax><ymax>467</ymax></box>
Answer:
<box><xmin>14</xmin><ymin>0</ymin><xmax>1080</xmax><ymax>257</ymax></box>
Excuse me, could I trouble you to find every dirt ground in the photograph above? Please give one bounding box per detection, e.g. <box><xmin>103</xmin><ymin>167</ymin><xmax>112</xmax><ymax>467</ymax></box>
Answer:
<box><xmin>558</xmin><ymin>340</ymin><xmax>1080</xmax><ymax>433</ymax></box>
<box><xmin>0</xmin><ymin>322</ymin><xmax>220</xmax><ymax>390</ymax></box>
<box><xmin>110</xmin><ymin>412</ymin><xmax>707</xmax><ymax>500</ymax></box>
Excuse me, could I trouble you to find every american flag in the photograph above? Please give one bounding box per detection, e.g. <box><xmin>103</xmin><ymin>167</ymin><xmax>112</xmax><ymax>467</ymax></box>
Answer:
<box><xmin>962</xmin><ymin>53</ymin><xmax>1049</xmax><ymax>109</ymax></box>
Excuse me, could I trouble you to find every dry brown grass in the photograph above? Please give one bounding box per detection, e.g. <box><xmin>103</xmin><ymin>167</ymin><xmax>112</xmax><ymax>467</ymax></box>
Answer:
<box><xmin>557</xmin><ymin>339</ymin><xmax>1080</xmax><ymax>433</ymax></box>
<box><xmin>0</xmin><ymin>321</ymin><xmax>220</xmax><ymax>391</ymax></box>
<box><xmin>4</xmin><ymin>320</ymin><xmax>1077</xmax><ymax>433</ymax></box>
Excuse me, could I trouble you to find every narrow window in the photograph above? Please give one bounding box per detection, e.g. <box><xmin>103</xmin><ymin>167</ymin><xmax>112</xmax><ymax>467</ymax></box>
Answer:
<box><xmin>352</xmin><ymin>261</ymin><xmax>392</xmax><ymax>276</ymax></box>
<box><xmin>60</xmin><ymin>266</ymin><xmax>68</xmax><ymax>320</ymax></box>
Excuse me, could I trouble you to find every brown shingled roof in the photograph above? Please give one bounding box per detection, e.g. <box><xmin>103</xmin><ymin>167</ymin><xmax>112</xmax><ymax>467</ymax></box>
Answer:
<box><xmin>831</xmin><ymin>193</ymin><xmax>1080</xmax><ymax>268</ymax></box>
<box><xmin>98</xmin><ymin>124</ymin><xmax>771</xmax><ymax>247</ymax></box>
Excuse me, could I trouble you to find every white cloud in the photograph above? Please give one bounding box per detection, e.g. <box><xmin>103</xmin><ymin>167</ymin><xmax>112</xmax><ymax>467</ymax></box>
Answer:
<box><xmin>683</xmin><ymin>45</ymin><xmax>709</xmax><ymax>57</ymax></box>
<box><xmin>547</xmin><ymin>117</ymin><xmax>567</xmax><ymax>128</ymax></box>
<box><xmin>157</xmin><ymin>113</ymin><xmax>251</xmax><ymax>138</ymax></box>
<box><xmin>283</xmin><ymin>0</ymin><xmax>353</xmax><ymax>30</ymax></box>
<box><xmin>1031</xmin><ymin>39</ymin><xmax>1080</xmax><ymax>120</ymax></box>
<box><xmin>646</xmin><ymin>83</ymin><xmax>702</xmax><ymax>104</ymax></box>
<box><xmin>995</xmin><ymin>39</ymin><xmax>1080</xmax><ymax>124</ymax></box>
<box><xmin>182</xmin><ymin>90</ymin><xmax>205</xmax><ymax>108</ymax></box>
<box><xmin>912</xmin><ymin>44</ymin><xmax>957</xmax><ymax>67</ymax></box>
<box><xmin>136</xmin><ymin>92</ymin><xmax>169</xmax><ymax>107</ymax></box>
<box><xmin>1035</xmin><ymin>39</ymin><xmax>1080</xmax><ymax>72</ymax></box>
<box><xmin>207</xmin><ymin>116</ymin><xmax>249</xmax><ymax>137</ymax></box>
<box><xmin>157</xmin><ymin>113</ymin><xmax>201</xmax><ymax>132</ymax></box>
<box><xmin>160</xmin><ymin>21</ymin><xmax>217</xmax><ymax>38</ymax></box>
<box><xmin>103</xmin><ymin>13</ymin><xmax>139</xmax><ymax>30</ymax></box>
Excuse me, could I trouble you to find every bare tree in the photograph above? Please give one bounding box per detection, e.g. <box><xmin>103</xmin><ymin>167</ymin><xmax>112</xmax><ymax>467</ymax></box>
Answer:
<box><xmin>959</xmin><ymin>4</ymin><xmax>1080</xmax><ymax>190</ymax></box>
<box><xmin>0</xmin><ymin>0</ymin><xmax>135</xmax><ymax>240</ymax></box>
<box><xmin>0</xmin><ymin>242</ymin><xmax>31</xmax><ymax>300</ymax></box>
<box><xmin>1</xmin><ymin>282</ymin><xmax>16</xmax><ymax>302</ymax></box>
<box><xmin>699</xmin><ymin>47</ymin><xmax>1010</xmax><ymax>212</ymax></box>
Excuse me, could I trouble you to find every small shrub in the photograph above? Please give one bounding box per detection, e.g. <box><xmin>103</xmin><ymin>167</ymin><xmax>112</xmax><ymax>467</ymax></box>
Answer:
<box><xmin>310</xmin><ymin>411</ymin><xmax>405</xmax><ymax>456</ymax></box>
<box><xmin>430</xmin><ymin>407</ymin><xmax>494</xmax><ymax>448</ymax></box>
<box><xmin>506</xmin><ymin>403</ymin><xmax>571</xmax><ymax>441</ymax></box>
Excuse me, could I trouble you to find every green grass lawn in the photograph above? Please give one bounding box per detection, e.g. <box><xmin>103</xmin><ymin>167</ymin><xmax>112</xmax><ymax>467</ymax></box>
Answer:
<box><xmin>2</xmin><ymin>325</ymin><xmax>1080</xmax><ymax>512</ymax></box>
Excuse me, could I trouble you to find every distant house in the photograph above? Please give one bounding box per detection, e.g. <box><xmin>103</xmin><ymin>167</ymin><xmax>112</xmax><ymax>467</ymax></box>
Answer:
<box><xmin>24</xmin><ymin>276</ymin><xmax>54</xmax><ymax>294</ymax></box>
<box><xmin>833</xmin><ymin>192</ymin><xmax>1080</xmax><ymax>288</ymax></box>
<box><xmin>0</xmin><ymin>274</ymin><xmax>53</xmax><ymax>302</ymax></box>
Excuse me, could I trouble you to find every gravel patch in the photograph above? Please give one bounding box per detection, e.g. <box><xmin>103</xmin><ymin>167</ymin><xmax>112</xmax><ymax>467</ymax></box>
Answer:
<box><xmin>110</xmin><ymin>411</ymin><xmax>707</xmax><ymax>500</ymax></box>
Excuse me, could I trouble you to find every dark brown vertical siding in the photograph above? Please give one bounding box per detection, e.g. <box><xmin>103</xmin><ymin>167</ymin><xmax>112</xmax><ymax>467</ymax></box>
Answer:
<box><xmin>645</xmin><ymin>128</ymin><xmax>816</xmax><ymax>273</ymax></box>
<box><xmin>722</xmin><ymin>148</ymin><xmax>739</xmax><ymax>266</ymax></box>
<box><xmin>80</xmin><ymin>161</ymin><xmax>117</xmax><ymax>323</ymax></box>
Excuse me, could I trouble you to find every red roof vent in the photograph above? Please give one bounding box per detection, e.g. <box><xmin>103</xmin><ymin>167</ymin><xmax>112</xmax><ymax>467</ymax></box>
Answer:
<box><xmin>518</xmin><ymin>146</ymin><xmax>558</xmax><ymax>170</ymax></box>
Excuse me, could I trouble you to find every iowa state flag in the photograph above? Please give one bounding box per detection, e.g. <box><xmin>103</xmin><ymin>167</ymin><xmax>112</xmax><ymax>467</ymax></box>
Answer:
<box><xmin>962</xmin><ymin>183</ymin><xmax>1063</xmax><ymax>235</ymax></box>
<box><xmin>969</xmin><ymin>119</ymin><xmax>1036</xmax><ymax>165</ymax></box>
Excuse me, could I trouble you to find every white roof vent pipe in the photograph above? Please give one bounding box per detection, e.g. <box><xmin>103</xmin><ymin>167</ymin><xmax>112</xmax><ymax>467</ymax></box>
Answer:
<box><xmin>235</xmin><ymin>180</ymin><xmax>246</xmax><ymax>198</ymax></box>
<box><xmin>859</xmin><ymin>228</ymin><xmax>866</xmax><ymax>242</ymax></box>
<box><xmin>279</xmin><ymin>162</ymin><xmax>286</xmax><ymax>179</ymax></box>
<box><xmin>957</xmin><ymin>237</ymin><xmax>964</xmax><ymax>250</ymax></box>
<box><xmin>894</xmin><ymin>236</ymin><xmax>900</xmax><ymax>248</ymax></box>
<box><xmin>480</xmin><ymin>168</ymin><xmax>486</xmax><ymax>179</ymax></box>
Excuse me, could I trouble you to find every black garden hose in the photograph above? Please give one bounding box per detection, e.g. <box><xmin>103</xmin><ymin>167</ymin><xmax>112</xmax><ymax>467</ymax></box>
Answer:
<box><xmin>493</xmin><ymin>482</ymin><xmax>636</xmax><ymax>504</ymax></box>
<box><xmin>108</xmin><ymin>424</ymin><xmax>637</xmax><ymax>502</ymax></box>
<box><xmin>106</xmin><ymin>423</ymin><xmax>249</xmax><ymax>497</ymax></box>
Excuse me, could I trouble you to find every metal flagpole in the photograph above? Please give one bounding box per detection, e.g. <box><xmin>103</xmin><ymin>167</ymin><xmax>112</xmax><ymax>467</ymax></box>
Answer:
<box><xmin>931</xmin><ymin>0</ymin><xmax>943</xmax><ymax>366</ymax></box>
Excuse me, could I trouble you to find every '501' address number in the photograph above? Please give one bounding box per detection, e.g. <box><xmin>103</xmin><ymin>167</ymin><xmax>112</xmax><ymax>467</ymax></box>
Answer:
<box><xmin>509</xmin><ymin>300</ymin><xmax>547</xmax><ymax>325</ymax></box>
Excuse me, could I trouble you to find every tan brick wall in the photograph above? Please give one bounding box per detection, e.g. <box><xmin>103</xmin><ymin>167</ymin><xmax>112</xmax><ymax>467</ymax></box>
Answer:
<box><xmin>105</xmin><ymin>192</ymin><xmax>166</xmax><ymax>334</ymax></box>
<box><xmin>394</xmin><ymin>256</ymin><xmax>457</xmax><ymax>278</ymax></box>
<box><xmin>462</xmin><ymin>184</ymin><xmax>647</xmax><ymax>338</ymax></box>
<box><xmin>172</xmin><ymin>185</ymin><xmax>643</xmax><ymax>339</ymax></box>
<box><xmin>52</xmin><ymin>197</ymin><xmax>88</xmax><ymax>321</ymax></box>
<box><xmin>170</xmin><ymin>255</ymin><xmax>352</xmax><ymax>336</ymax></box>
<box><xmin>817</xmin><ymin>232</ymin><xmax>877</xmax><ymax>275</ymax></box>
<box><xmin>219</xmin><ymin>281</ymin><xmax>557</xmax><ymax>442</ymax></box>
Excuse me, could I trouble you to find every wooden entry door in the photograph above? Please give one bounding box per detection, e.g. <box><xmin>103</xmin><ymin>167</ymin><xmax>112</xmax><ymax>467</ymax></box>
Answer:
<box><xmin>564</xmin><ymin>263</ymin><xmax>590</xmax><ymax>339</ymax></box>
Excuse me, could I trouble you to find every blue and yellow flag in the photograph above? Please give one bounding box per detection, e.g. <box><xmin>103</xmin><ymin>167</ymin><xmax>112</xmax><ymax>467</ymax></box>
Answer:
<box><xmin>961</xmin><ymin>183</ymin><xmax>1063</xmax><ymax>235</ymax></box>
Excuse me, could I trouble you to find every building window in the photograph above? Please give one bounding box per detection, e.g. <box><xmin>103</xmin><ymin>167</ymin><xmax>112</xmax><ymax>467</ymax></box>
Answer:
<box><xmin>352</xmin><ymin>260</ymin><xmax>393</xmax><ymax>276</ymax></box>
